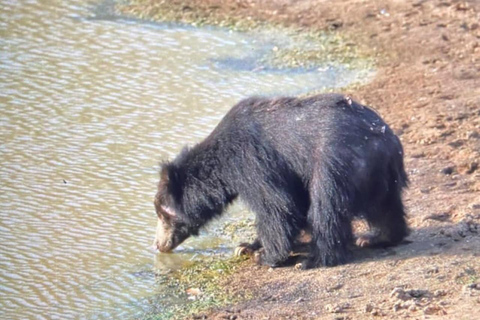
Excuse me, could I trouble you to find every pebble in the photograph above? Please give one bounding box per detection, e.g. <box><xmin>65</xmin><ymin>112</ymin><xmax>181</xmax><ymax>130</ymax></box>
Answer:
<box><xmin>441</xmin><ymin>166</ymin><xmax>455</xmax><ymax>175</ymax></box>
<box><xmin>434</xmin><ymin>289</ymin><xmax>447</xmax><ymax>297</ymax></box>
<box><xmin>364</xmin><ymin>303</ymin><xmax>374</xmax><ymax>313</ymax></box>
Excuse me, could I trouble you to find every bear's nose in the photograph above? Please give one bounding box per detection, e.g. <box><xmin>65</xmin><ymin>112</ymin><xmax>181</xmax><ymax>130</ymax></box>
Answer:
<box><xmin>154</xmin><ymin>239</ymin><xmax>173</xmax><ymax>253</ymax></box>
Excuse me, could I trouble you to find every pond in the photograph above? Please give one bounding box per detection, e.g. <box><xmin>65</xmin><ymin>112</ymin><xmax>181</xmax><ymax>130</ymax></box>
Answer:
<box><xmin>0</xmin><ymin>0</ymin><xmax>372</xmax><ymax>318</ymax></box>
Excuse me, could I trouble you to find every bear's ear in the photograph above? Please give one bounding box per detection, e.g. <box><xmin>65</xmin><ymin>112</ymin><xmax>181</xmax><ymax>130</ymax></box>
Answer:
<box><xmin>160</xmin><ymin>167</ymin><xmax>169</xmax><ymax>186</ymax></box>
<box><xmin>159</xmin><ymin>161</ymin><xmax>171</xmax><ymax>183</ymax></box>
<box><xmin>159</xmin><ymin>162</ymin><xmax>184</xmax><ymax>209</ymax></box>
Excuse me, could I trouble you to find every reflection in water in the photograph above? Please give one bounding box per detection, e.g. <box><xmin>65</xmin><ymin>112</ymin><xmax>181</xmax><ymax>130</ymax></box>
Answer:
<box><xmin>0</xmin><ymin>0</ymin><xmax>371</xmax><ymax>319</ymax></box>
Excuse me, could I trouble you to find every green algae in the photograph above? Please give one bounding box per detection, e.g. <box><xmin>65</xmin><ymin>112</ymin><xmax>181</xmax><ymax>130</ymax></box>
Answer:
<box><xmin>145</xmin><ymin>256</ymin><xmax>251</xmax><ymax>320</ymax></box>
<box><xmin>117</xmin><ymin>0</ymin><xmax>375</xmax><ymax>72</ymax></box>
<box><xmin>118</xmin><ymin>0</ymin><xmax>261</xmax><ymax>30</ymax></box>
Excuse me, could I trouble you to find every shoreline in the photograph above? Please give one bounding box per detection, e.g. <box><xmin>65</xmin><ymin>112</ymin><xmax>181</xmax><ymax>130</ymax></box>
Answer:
<box><xmin>119</xmin><ymin>1</ymin><xmax>480</xmax><ymax>319</ymax></box>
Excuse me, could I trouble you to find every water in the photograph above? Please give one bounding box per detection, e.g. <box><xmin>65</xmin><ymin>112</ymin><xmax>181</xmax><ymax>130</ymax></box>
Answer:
<box><xmin>0</xmin><ymin>1</ymin><xmax>371</xmax><ymax>319</ymax></box>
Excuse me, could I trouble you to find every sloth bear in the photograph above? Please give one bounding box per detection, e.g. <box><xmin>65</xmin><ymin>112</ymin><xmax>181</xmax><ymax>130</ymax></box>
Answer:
<box><xmin>153</xmin><ymin>93</ymin><xmax>408</xmax><ymax>269</ymax></box>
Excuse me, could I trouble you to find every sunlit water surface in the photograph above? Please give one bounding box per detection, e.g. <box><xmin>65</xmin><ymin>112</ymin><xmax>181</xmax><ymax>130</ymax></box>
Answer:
<box><xmin>0</xmin><ymin>0</ymin><xmax>372</xmax><ymax>318</ymax></box>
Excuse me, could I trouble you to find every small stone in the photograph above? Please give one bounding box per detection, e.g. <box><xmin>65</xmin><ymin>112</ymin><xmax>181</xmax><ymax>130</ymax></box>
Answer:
<box><xmin>426</xmin><ymin>266</ymin><xmax>439</xmax><ymax>274</ymax></box>
<box><xmin>423</xmin><ymin>213</ymin><xmax>450</xmax><ymax>222</ymax></box>
<box><xmin>466</xmin><ymin>162</ymin><xmax>478</xmax><ymax>174</ymax></box>
<box><xmin>364</xmin><ymin>303</ymin><xmax>374</xmax><ymax>313</ymax></box>
<box><xmin>434</xmin><ymin>289</ymin><xmax>447</xmax><ymax>297</ymax></box>
<box><xmin>407</xmin><ymin>289</ymin><xmax>429</xmax><ymax>298</ymax></box>
<box><xmin>411</xmin><ymin>152</ymin><xmax>425</xmax><ymax>158</ymax></box>
<box><xmin>465</xmin><ymin>283</ymin><xmax>479</xmax><ymax>290</ymax></box>
<box><xmin>441</xmin><ymin>166</ymin><xmax>455</xmax><ymax>175</ymax></box>
<box><xmin>468</xmin><ymin>203</ymin><xmax>480</xmax><ymax>210</ymax></box>
<box><xmin>325</xmin><ymin>304</ymin><xmax>341</xmax><ymax>313</ymax></box>
<box><xmin>390</xmin><ymin>287</ymin><xmax>409</xmax><ymax>301</ymax></box>
<box><xmin>186</xmin><ymin>287</ymin><xmax>202</xmax><ymax>297</ymax></box>
<box><xmin>295</xmin><ymin>297</ymin><xmax>304</xmax><ymax>303</ymax></box>
<box><xmin>467</xmin><ymin>131</ymin><xmax>480</xmax><ymax>139</ymax></box>
<box><xmin>328</xmin><ymin>20</ymin><xmax>343</xmax><ymax>30</ymax></box>
<box><xmin>448</xmin><ymin>140</ymin><xmax>464</xmax><ymax>148</ymax></box>
<box><xmin>455</xmin><ymin>2</ymin><xmax>469</xmax><ymax>11</ymax></box>
<box><xmin>423</xmin><ymin>305</ymin><xmax>446</xmax><ymax>315</ymax></box>
<box><xmin>327</xmin><ymin>283</ymin><xmax>344</xmax><ymax>292</ymax></box>
<box><xmin>325</xmin><ymin>303</ymin><xmax>349</xmax><ymax>313</ymax></box>
<box><xmin>393</xmin><ymin>301</ymin><xmax>402</xmax><ymax>312</ymax></box>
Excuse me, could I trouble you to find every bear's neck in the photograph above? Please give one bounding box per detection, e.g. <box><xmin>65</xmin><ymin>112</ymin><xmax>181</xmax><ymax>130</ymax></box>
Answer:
<box><xmin>174</xmin><ymin>140</ymin><xmax>237</xmax><ymax>227</ymax></box>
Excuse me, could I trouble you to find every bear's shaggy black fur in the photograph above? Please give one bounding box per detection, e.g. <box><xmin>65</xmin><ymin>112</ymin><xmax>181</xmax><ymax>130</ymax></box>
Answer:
<box><xmin>154</xmin><ymin>93</ymin><xmax>408</xmax><ymax>269</ymax></box>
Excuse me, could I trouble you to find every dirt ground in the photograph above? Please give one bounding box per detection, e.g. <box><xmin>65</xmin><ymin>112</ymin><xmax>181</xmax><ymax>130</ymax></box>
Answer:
<box><xmin>123</xmin><ymin>0</ymin><xmax>480</xmax><ymax>319</ymax></box>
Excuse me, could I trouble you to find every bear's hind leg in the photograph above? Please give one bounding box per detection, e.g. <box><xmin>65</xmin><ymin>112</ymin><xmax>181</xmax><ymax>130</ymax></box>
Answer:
<box><xmin>302</xmin><ymin>178</ymin><xmax>353</xmax><ymax>269</ymax></box>
<box><xmin>357</xmin><ymin>188</ymin><xmax>409</xmax><ymax>248</ymax></box>
<box><xmin>303</xmin><ymin>212</ymin><xmax>353</xmax><ymax>269</ymax></box>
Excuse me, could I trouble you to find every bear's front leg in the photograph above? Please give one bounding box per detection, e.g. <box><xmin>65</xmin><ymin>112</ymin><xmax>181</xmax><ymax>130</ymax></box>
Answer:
<box><xmin>233</xmin><ymin>238</ymin><xmax>262</xmax><ymax>256</ymax></box>
<box><xmin>253</xmin><ymin>219</ymin><xmax>297</xmax><ymax>268</ymax></box>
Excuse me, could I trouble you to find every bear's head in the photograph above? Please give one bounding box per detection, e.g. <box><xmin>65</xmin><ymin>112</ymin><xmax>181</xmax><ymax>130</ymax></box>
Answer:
<box><xmin>152</xmin><ymin>165</ymin><xmax>192</xmax><ymax>252</ymax></box>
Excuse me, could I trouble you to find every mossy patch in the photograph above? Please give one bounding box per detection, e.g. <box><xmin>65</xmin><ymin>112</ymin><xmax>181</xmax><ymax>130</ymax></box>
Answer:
<box><xmin>259</xmin><ymin>30</ymin><xmax>374</xmax><ymax>71</ymax></box>
<box><xmin>117</xmin><ymin>0</ymin><xmax>375</xmax><ymax>72</ymax></box>
<box><xmin>144</xmin><ymin>256</ymin><xmax>251</xmax><ymax>320</ymax></box>
<box><xmin>118</xmin><ymin>0</ymin><xmax>261</xmax><ymax>30</ymax></box>
<box><xmin>215</xmin><ymin>217</ymin><xmax>256</xmax><ymax>244</ymax></box>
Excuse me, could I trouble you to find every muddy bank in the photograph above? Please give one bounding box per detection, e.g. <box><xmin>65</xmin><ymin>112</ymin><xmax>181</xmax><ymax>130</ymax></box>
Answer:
<box><xmin>119</xmin><ymin>1</ymin><xmax>480</xmax><ymax>319</ymax></box>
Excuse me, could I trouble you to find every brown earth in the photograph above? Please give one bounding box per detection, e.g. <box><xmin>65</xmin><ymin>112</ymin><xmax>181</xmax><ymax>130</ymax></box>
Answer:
<box><xmin>124</xmin><ymin>0</ymin><xmax>480</xmax><ymax>319</ymax></box>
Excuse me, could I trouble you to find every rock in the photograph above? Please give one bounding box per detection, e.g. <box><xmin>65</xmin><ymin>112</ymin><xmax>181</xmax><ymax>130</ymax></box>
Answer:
<box><xmin>448</xmin><ymin>140</ymin><xmax>464</xmax><ymax>148</ymax></box>
<box><xmin>423</xmin><ymin>212</ymin><xmax>450</xmax><ymax>222</ymax></box>
<box><xmin>466</xmin><ymin>162</ymin><xmax>478</xmax><ymax>174</ymax></box>
<box><xmin>420</xmin><ymin>187</ymin><xmax>431</xmax><ymax>193</ymax></box>
<box><xmin>390</xmin><ymin>288</ymin><xmax>409</xmax><ymax>300</ymax></box>
<box><xmin>364</xmin><ymin>303</ymin><xmax>374</xmax><ymax>313</ymax></box>
<box><xmin>294</xmin><ymin>297</ymin><xmax>304</xmax><ymax>303</ymax></box>
<box><xmin>426</xmin><ymin>266</ymin><xmax>439</xmax><ymax>274</ymax></box>
<box><xmin>441</xmin><ymin>166</ymin><xmax>455</xmax><ymax>175</ymax></box>
<box><xmin>463</xmin><ymin>283</ymin><xmax>479</xmax><ymax>293</ymax></box>
<box><xmin>392</xmin><ymin>301</ymin><xmax>402</xmax><ymax>312</ymax></box>
<box><xmin>410</xmin><ymin>151</ymin><xmax>425</xmax><ymax>158</ymax></box>
<box><xmin>327</xmin><ymin>283</ymin><xmax>344</xmax><ymax>292</ymax></box>
<box><xmin>390</xmin><ymin>288</ymin><xmax>430</xmax><ymax>301</ymax></box>
<box><xmin>408</xmin><ymin>304</ymin><xmax>417</xmax><ymax>312</ymax></box>
<box><xmin>455</xmin><ymin>2</ymin><xmax>470</xmax><ymax>11</ymax></box>
<box><xmin>327</xmin><ymin>20</ymin><xmax>343</xmax><ymax>30</ymax></box>
<box><xmin>434</xmin><ymin>289</ymin><xmax>447</xmax><ymax>297</ymax></box>
<box><xmin>467</xmin><ymin>131</ymin><xmax>480</xmax><ymax>140</ymax></box>
<box><xmin>423</xmin><ymin>304</ymin><xmax>447</xmax><ymax>315</ymax></box>
<box><xmin>186</xmin><ymin>287</ymin><xmax>203</xmax><ymax>300</ymax></box>
<box><xmin>325</xmin><ymin>303</ymin><xmax>350</xmax><ymax>313</ymax></box>
<box><xmin>468</xmin><ymin>203</ymin><xmax>480</xmax><ymax>210</ymax></box>
<box><xmin>325</xmin><ymin>304</ymin><xmax>342</xmax><ymax>313</ymax></box>
<box><xmin>408</xmin><ymin>289</ymin><xmax>429</xmax><ymax>298</ymax></box>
